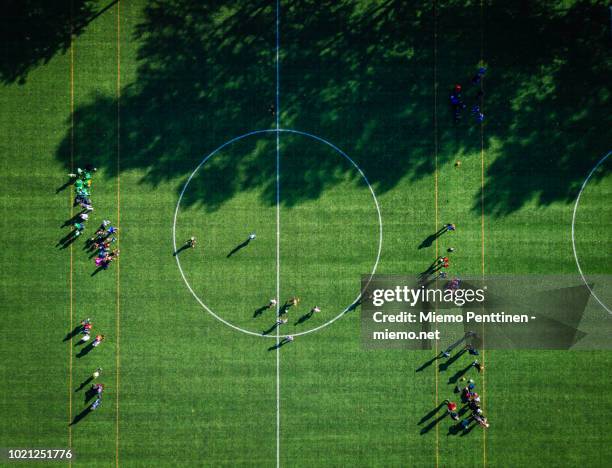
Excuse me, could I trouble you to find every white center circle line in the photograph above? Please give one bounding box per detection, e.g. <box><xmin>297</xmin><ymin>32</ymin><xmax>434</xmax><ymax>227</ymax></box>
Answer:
<box><xmin>173</xmin><ymin>128</ymin><xmax>383</xmax><ymax>338</ymax></box>
<box><xmin>571</xmin><ymin>150</ymin><xmax>612</xmax><ymax>315</ymax></box>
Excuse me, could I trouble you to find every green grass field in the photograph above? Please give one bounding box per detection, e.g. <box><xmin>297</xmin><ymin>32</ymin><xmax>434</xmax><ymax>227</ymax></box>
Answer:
<box><xmin>1</xmin><ymin>1</ymin><xmax>611</xmax><ymax>466</ymax></box>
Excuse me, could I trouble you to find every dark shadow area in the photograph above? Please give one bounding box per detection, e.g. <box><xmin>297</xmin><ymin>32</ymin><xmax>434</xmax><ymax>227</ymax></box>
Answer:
<box><xmin>69</xmin><ymin>406</ymin><xmax>91</xmax><ymax>426</ymax></box>
<box><xmin>84</xmin><ymin>386</ymin><xmax>97</xmax><ymax>403</ymax></box>
<box><xmin>253</xmin><ymin>306</ymin><xmax>268</xmax><ymax>318</ymax></box>
<box><xmin>294</xmin><ymin>310</ymin><xmax>313</xmax><ymax>325</ymax></box>
<box><xmin>420</xmin><ymin>412</ymin><xmax>447</xmax><ymax>435</ymax></box>
<box><xmin>448</xmin><ymin>362</ymin><xmax>473</xmax><ymax>384</ymax></box>
<box><xmin>415</xmin><ymin>354</ymin><xmax>440</xmax><ymax>372</ymax></box>
<box><xmin>91</xmin><ymin>265</ymin><xmax>108</xmax><ymax>276</ymax></box>
<box><xmin>262</xmin><ymin>323</ymin><xmax>278</xmax><ymax>336</ymax></box>
<box><xmin>63</xmin><ymin>325</ymin><xmax>82</xmax><ymax>342</ymax></box>
<box><xmin>75</xmin><ymin>376</ymin><xmax>93</xmax><ymax>392</ymax></box>
<box><xmin>73</xmin><ymin>336</ymin><xmax>89</xmax><ymax>347</ymax></box>
<box><xmin>418</xmin><ymin>226</ymin><xmax>449</xmax><ymax>249</ymax></box>
<box><xmin>459</xmin><ymin>420</ymin><xmax>478</xmax><ymax>436</ymax></box>
<box><xmin>76</xmin><ymin>343</ymin><xmax>94</xmax><ymax>358</ymax></box>
<box><xmin>226</xmin><ymin>238</ymin><xmax>252</xmax><ymax>258</ymax></box>
<box><xmin>56</xmin><ymin>231</ymin><xmax>80</xmax><ymax>249</ymax></box>
<box><xmin>56</xmin><ymin>178</ymin><xmax>73</xmax><ymax>193</ymax></box>
<box><xmin>267</xmin><ymin>337</ymin><xmax>292</xmax><ymax>350</ymax></box>
<box><xmin>49</xmin><ymin>1</ymin><xmax>610</xmax><ymax>215</ymax></box>
<box><xmin>438</xmin><ymin>348</ymin><xmax>467</xmax><ymax>372</ymax></box>
<box><xmin>418</xmin><ymin>402</ymin><xmax>445</xmax><ymax>425</ymax></box>
<box><xmin>173</xmin><ymin>243</ymin><xmax>191</xmax><ymax>257</ymax></box>
<box><xmin>1</xmin><ymin>0</ymin><xmax>118</xmax><ymax>85</ymax></box>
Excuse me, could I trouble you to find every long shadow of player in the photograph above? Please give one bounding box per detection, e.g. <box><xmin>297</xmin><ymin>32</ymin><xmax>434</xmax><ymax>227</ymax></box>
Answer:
<box><xmin>76</xmin><ymin>343</ymin><xmax>94</xmax><ymax>358</ymax></box>
<box><xmin>69</xmin><ymin>406</ymin><xmax>91</xmax><ymax>426</ymax></box>
<box><xmin>417</xmin><ymin>401</ymin><xmax>445</xmax><ymax>425</ymax></box>
<box><xmin>267</xmin><ymin>337</ymin><xmax>292</xmax><ymax>351</ymax></box>
<box><xmin>56</xmin><ymin>231</ymin><xmax>80</xmax><ymax>249</ymax></box>
<box><xmin>75</xmin><ymin>376</ymin><xmax>94</xmax><ymax>392</ymax></box>
<box><xmin>295</xmin><ymin>310</ymin><xmax>313</xmax><ymax>325</ymax></box>
<box><xmin>448</xmin><ymin>362</ymin><xmax>473</xmax><ymax>384</ymax></box>
<box><xmin>419</xmin><ymin>412</ymin><xmax>448</xmax><ymax>435</ymax></box>
<box><xmin>418</xmin><ymin>226</ymin><xmax>449</xmax><ymax>249</ymax></box>
<box><xmin>253</xmin><ymin>306</ymin><xmax>268</xmax><ymax>318</ymax></box>
<box><xmin>84</xmin><ymin>386</ymin><xmax>98</xmax><ymax>403</ymax></box>
<box><xmin>262</xmin><ymin>322</ymin><xmax>279</xmax><ymax>336</ymax></box>
<box><xmin>438</xmin><ymin>348</ymin><xmax>466</xmax><ymax>372</ymax></box>
<box><xmin>63</xmin><ymin>325</ymin><xmax>82</xmax><ymax>342</ymax></box>
<box><xmin>173</xmin><ymin>242</ymin><xmax>191</xmax><ymax>257</ymax></box>
<box><xmin>226</xmin><ymin>238</ymin><xmax>251</xmax><ymax>258</ymax></box>
<box><xmin>416</xmin><ymin>354</ymin><xmax>441</xmax><ymax>372</ymax></box>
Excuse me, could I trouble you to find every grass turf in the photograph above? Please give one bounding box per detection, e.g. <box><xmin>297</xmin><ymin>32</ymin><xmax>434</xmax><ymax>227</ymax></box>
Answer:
<box><xmin>1</xmin><ymin>0</ymin><xmax>611</xmax><ymax>466</ymax></box>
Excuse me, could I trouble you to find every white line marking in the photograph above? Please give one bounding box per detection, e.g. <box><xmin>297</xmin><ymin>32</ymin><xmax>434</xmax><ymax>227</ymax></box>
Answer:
<box><xmin>571</xmin><ymin>150</ymin><xmax>612</xmax><ymax>314</ymax></box>
<box><xmin>275</xmin><ymin>2</ymin><xmax>281</xmax><ymax>467</ymax></box>
<box><xmin>172</xmin><ymin>128</ymin><xmax>383</xmax><ymax>338</ymax></box>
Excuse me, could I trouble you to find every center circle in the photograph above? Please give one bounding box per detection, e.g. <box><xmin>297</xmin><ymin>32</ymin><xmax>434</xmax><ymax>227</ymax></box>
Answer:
<box><xmin>173</xmin><ymin>128</ymin><xmax>383</xmax><ymax>338</ymax></box>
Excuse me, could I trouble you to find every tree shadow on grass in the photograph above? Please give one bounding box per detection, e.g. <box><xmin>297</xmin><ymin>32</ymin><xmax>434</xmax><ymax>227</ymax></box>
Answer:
<box><xmin>49</xmin><ymin>0</ymin><xmax>610</xmax><ymax>216</ymax></box>
<box><xmin>1</xmin><ymin>0</ymin><xmax>119</xmax><ymax>85</ymax></box>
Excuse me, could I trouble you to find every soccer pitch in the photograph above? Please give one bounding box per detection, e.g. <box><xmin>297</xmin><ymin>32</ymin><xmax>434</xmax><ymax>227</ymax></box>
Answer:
<box><xmin>1</xmin><ymin>1</ymin><xmax>611</xmax><ymax>466</ymax></box>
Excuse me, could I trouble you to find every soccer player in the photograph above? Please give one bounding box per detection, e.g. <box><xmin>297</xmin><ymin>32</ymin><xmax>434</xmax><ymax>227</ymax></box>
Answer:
<box><xmin>91</xmin><ymin>397</ymin><xmax>102</xmax><ymax>410</ymax></box>
<box><xmin>248</xmin><ymin>233</ymin><xmax>256</xmax><ymax>240</ymax></box>
<box><xmin>73</xmin><ymin>222</ymin><xmax>85</xmax><ymax>237</ymax></box>
<box><xmin>311</xmin><ymin>306</ymin><xmax>321</xmax><ymax>314</ymax></box>
<box><xmin>92</xmin><ymin>383</ymin><xmax>104</xmax><ymax>395</ymax></box>
<box><xmin>471</xmin><ymin>67</ymin><xmax>487</xmax><ymax>85</ymax></box>
<box><xmin>276</xmin><ymin>318</ymin><xmax>288</xmax><ymax>326</ymax></box>
<box><xmin>92</xmin><ymin>367</ymin><xmax>102</xmax><ymax>379</ymax></box>
<box><xmin>187</xmin><ymin>237</ymin><xmax>196</xmax><ymax>248</ymax></box>
<box><xmin>92</xmin><ymin>335</ymin><xmax>105</xmax><ymax>348</ymax></box>
<box><xmin>267</xmin><ymin>299</ymin><xmax>278</xmax><ymax>309</ymax></box>
<box><xmin>446</xmin><ymin>223</ymin><xmax>456</xmax><ymax>231</ymax></box>
<box><xmin>445</xmin><ymin>400</ymin><xmax>460</xmax><ymax>421</ymax></box>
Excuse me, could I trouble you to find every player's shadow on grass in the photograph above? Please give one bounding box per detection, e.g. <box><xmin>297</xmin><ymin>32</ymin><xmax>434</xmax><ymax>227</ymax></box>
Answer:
<box><xmin>438</xmin><ymin>349</ymin><xmax>467</xmax><ymax>372</ymax></box>
<box><xmin>415</xmin><ymin>354</ymin><xmax>440</xmax><ymax>372</ymax></box>
<box><xmin>446</xmin><ymin>416</ymin><xmax>476</xmax><ymax>436</ymax></box>
<box><xmin>173</xmin><ymin>243</ymin><xmax>191</xmax><ymax>256</ymax></box>
<box><xmin>74</xmin><ymin>337</ymin><xmax>89</xmax><ymax>347</ymax></box>
<box><xmin>63</xmin><ymin>326</ymin><xmax>82</xmax><ymax>342</ymax></box>
<box><xmin>226</xmin><ymin>239</ymin><xmax>251</xmax><ymax>258</ymax></box>
<box><xmin>76</xmin><ymin>343</ymin><xmax>94</xmax><ymax>358</ymax></box>
<box><xmin>253</xmin><ymin>306</ymin><xmax>268</xmax><ymax>318</ymax></box>
<box><xmin>75</xmin><ymin>376</ymin><xmax>93</xmax><ymax>392</ymax></box>
<box><xmin>418</xmin><ymin>226</ymin><xmax>449</xmax><ymax>249</ymax></box>
<box><xmin>56</xmin><ymin>178</ymin><xmax>73</xmax><ymax>193</ymax></box>
<box><xmin>91</xmin><ymin>265</ymin><xmax>109</xmax><ymax>276</ymax></box>
<box><xmin>61</xmin><ymin>213</ymin><xmax>83</xmax><ymax>228</ymax></box>
<box><xmin>69</xmin><ymin>406</ymin><xmax>91</xmax><ymax>426</ymax></box>
<box><xmin>295</xmin><ymin>311</ymin><xmax>313</xmax><ymax>325</ymax></box>
<box><xmin>56</xmin><ymin>232</ymin><xmax>80</xmax><ymax>249</ymax></box>
<box><xmin>262</xmin><ymin>323</ymin><xmax>279</xmax><ymax>336</ymax></box>
<box><xmin>84</xmin><ymin>387</ymin><xmax>98</xmax><ymax>403</ymax></box>
<box><xmin>418</xmin><ymin>402</ymin><xmax>445</xmax><ymax>425</ymax></box>
<box><xmin>267</xmin><ymin>338</ymin><xmax>292</xmax><ymax>351</ymax></box>
<box><xmin>448</xmin><ymin>362</ymin><xmax>473</xmax><ymax>384</ymax></box>
<box><xmin>419</xmin><ymin>412</ymin><xmax>448</xmax><ymax>435</ymax></box>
